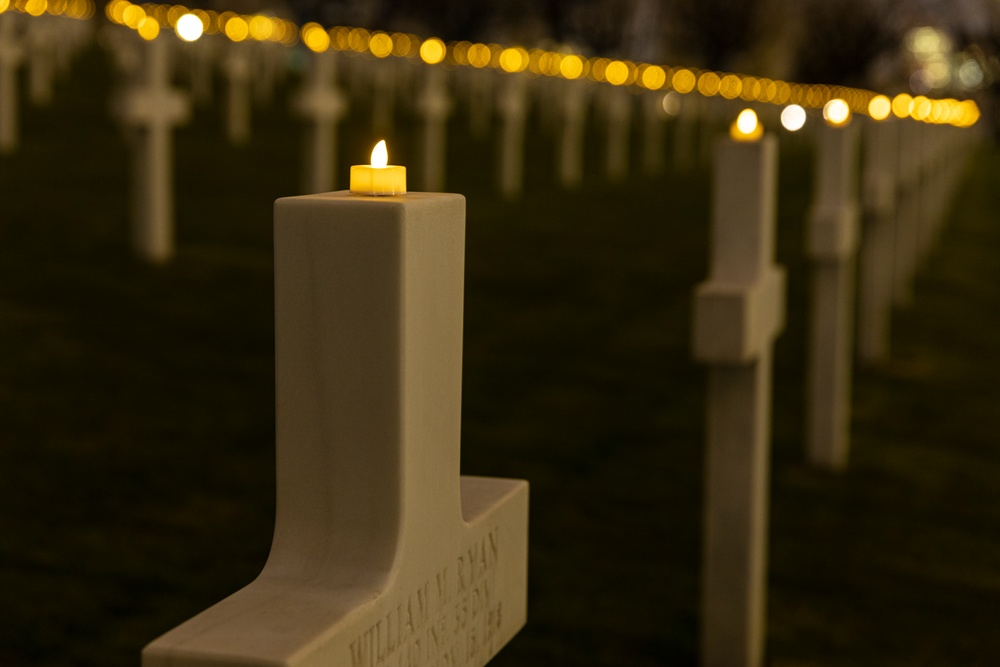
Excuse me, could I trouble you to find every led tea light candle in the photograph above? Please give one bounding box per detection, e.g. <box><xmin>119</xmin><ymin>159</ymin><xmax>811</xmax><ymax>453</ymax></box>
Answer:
<box><xmin>730</xmin><ymin>108</ymin><xmax>763</xmax><ymax>142</ymax></box>
<box><xmin>349</xmin><ymin>139</ymin><xmax>406</xmax><ymax>196</ymax></box>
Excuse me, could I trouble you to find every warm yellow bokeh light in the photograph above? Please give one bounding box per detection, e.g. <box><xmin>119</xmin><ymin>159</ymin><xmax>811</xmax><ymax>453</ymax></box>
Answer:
<box><xmin>0</xmin><ymin>0</ymin><xmax>11</xmax><ymax>12</ymax></box>
<box><xmin>391</xmin><ymin>32</ymin><xmax>413</xmax><ymax>57</ymax></box>
<box><xmin>892</xmin><ymin>93</ymin><xmax>914</xmax><ymax>119</ymax></box>
<box><xmin>419</xmin><ymin>37</ymin><xmax>446</xmax><ymax>64</ymax></box>
<box><xmin>76</xmin><ymin>5</ymin><xmax>981</xmax><ymax>130</ymax></box>
<box><xmin>248</xmin><ymin>15</ymin><xmax>273</xmax><ymax>41</ymax></box>
<box><xmin>912</xmin><ymin>96</ymin><xmax>932</xmax><ymax>121</ymax></box>
<box><xmin>175</xmin><ymin>13</ymin><xmax>203</xmax><ymax>41</ymax></box>
<box><xmin>371</xmin><ymin>140</ymin><xmax>388</xmax><ymax>168</ymax></box>
<box><xmin>24</xmin><ymin>0</ymin><xmax>47</xmax><ymax>17</ymax></box>
<box><xmin>605</xmin><ymin>60</ymin><xmax>628</xmax><ymax>86</ymax></box>
<box><xmin>369</xmin><ymin>32</ymin><xmax>392</xmax><ymax>58</ymax></box>
<box><xmin>587</xmin><ymin>57</ymin><xmax>608</xmax><ymax>82</ymax></box>
<box><xmin>730</xmin><ymin>108</ymin><xmax>763</xmax><ymax>142</ymax></box>
<box><xmin>780</xmin><ymin>104</ymin><xmax>806</xmax><ymax>131</ymax></box>
<box><xmin>348</xmin><ymin>27</ymin><xmax>370</xmax><ymax>52</ymax></box>
<box><xmin>672</xmin><ymin>69</ymin><xmax>696</xmax><ymax>94</ymax></box>
<box><xmin>499</xmin><ymin>47</ymin><xmax>528</xmax><ymax>73</ymax></box>
<box><xmin>467</xmin><ymin>43</ymin><xmax>491</xmax><ymax>68</ymax></box>
<box><xmin>868</xmin><ymin>95</ymin><xmax>891</xmax><ymax>121</ymax></box>
<box><xmin>224</xmin><ymin>16</ymin><xmax>249</xmax><ymax>42</ymax></box>
<box><xmin>697</xmin><ymin>71</ymin><xmax>721</xmax><ymax>96</ymax></box>
<box><xmin>301</xmin><ymin>23</ymin><xmax>329</xmax><ymax>52</ymax></box>
<box><xmin>137</xmin><ymin>15</ymin><xmax>160</xmax><ymax>40</ymax></box>
<box><xmin>823</xmin><ymin>98</ymin><xmax>851</xmax><ymax>126</ymax></box>
<box><xmin>122</xmin><ymin>4</ymin><xmax>144</xmax><ymax>28</ymax></box>
<box><xmin>559</xmin><ymin>54</ymin><xmax>583</xmax><ymax>80</ymax></box>
<box><xmin>719</xmin><ymin>74</ymin><xmax>742</xmax><ymax>99</ymax></box>
<box><xmin>640</xmin><ymin>65</ymin><xmax>666</xmax><ymax>90</ymax></box>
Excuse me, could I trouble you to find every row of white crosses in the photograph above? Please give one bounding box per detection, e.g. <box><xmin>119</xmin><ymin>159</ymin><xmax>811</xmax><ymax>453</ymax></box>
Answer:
<box><xmin>116</xmin><ymin>49</ymin><xmax>977</xmax><ymax>666</ymax></box>
<box><xmin>0</xmin><ymin>10</ymin><xmax>92</xmax><ymax>155</ymax></box>
<box><xmin>693</xmin><ymin>104</ymin><xmax>977</xmax><ymax>666</ymax></box>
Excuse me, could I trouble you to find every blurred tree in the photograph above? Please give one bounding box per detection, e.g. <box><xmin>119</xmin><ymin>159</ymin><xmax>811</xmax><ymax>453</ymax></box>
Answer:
<box><xmin>794</xmin><ymin>0</ymin><xmax>896</xmax><ymax>85</ymax></box>
<box><xmin>671</xmin><ymin>0</ymin><xmax>763</xmax><ymax>70</ymax></box>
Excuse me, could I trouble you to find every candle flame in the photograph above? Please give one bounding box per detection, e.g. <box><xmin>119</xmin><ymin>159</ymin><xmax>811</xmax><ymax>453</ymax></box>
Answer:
<box><xmin>736</xmin><ymin>109</ymin><xmax>758</xmax><ymax>135</ymax></box>
<box><xmin>371</xmin><ymin>140</ymin><xmax>388</xmax><ymax>168</ymax></box>
<box><xmin>730</xmin><ymin>108</ymin><xmax>763</xmax><ymax>141</ymax></box>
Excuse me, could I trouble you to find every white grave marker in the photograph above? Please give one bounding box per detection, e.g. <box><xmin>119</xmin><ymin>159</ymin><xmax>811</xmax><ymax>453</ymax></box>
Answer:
<box><xmin>557</xmin><ymin>78</ymin><xmax>588</xmax><ymax>189</ymax></box>
<box><xmin>26</xmin><ymin>15</ymin><xmax>55</xmax><ymax>107</ymax></box>
<box><xmin>806</xmin><ymin>117</ymin><xmax>860</xmax><ymax>470</ymax></box>
<box><xmin>858</xmin><ymin>118</ymin><xmax>898</xmax><ymax>365</ymax></box>
<box><xmin>222</xmin><ymin>41</ymin><xmax>251</xmax><ymax>146</ymax></box>
<box><xmin>693</xmin><ymin>130</ymin><xmax>785</xmax><ymax>667</ymax></box>
<box><xmin>601</xmin><ymin>85</ymin><xmax>631</xmax><ymax>182</ymax></box>
<box><xmin>417</xmin><ymin>65</ymin><xmax>451</xmax><ymax>192</ymax></box>
<box><xmin>0</xmin><ymin>12</ymin><xmax>24</xmax><ymax>155</ymax></box>
<box><xmin>371</xmin><ymin>59</ymin><xmax>395</xmax><ymax>134</ymax></box>
<box><xmin>119</xmin><ymin>34</ymin><xmax>190</xmax><ymax>263</ymax></box>
<box><xmin>496</xmin><ymin>72</ymin><xmax>528</xmax><ymax>200</ymax></box>
<box><xmin>892</xmin><ymin>119</ymin><xmax>923</xmax><ymax>307</ymax></box>
<box><xmin>466</xmin><ymin>68</ymin><xmax>493</xmax><ymax>139</ymax></box>
<box><xmin>672</xmin><ymin>93</ymin><xmax>698</xmax><ymax>172</ymax></box>
<box><xmin>641</xmin><ymin>92</ymin><xmax>666</xmax><ymax>175</ymax></box>
<box><xmin>295</xmin><ymin>50</ymin><xmax>346</xmax><ymax>194</ymax></box>
<box><xmin>143</xmin><ymin>189</ymin><xmax>529</xmax><ymax>667</ymax></box>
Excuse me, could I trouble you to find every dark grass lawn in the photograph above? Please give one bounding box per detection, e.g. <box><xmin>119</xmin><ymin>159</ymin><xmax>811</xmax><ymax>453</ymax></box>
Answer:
<box><xmin>2</xmin><ymin>44</ymin><xmax>1000</xmax><ymax>666</ymax></box>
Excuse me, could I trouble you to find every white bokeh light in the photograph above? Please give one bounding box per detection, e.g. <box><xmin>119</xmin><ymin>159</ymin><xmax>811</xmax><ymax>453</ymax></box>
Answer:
<box><xmin>176</xmin><ymin>13</ymin><xmax>204</xmax><ymax>42</ymax></box>
<box><xmin>780</xmin><ymin>104</ymin><xmax>806</xmax><ymax>131</ymax></box>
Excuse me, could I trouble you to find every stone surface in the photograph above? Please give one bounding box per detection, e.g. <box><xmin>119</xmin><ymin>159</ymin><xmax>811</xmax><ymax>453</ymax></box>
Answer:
<box><xmin>143</xmin><ymin>191</ymin><xmax>529</xmax><ymax>667</ymax></box>
<box><xmin>693</xmin><ymin>135</ymin><xmax>784</xmax><ymax>667</ymax></box>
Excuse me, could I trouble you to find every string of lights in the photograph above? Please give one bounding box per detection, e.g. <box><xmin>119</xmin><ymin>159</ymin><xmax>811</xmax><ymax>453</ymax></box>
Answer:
<box><xmin>0</xmin><ymin>0</ymin><xmax>95</xmax><ymax>20</ymax></box>
<box><xmin>42</xmin><ymin>0</ymin><xmax>977</xmax><ymax>129</ymax></box>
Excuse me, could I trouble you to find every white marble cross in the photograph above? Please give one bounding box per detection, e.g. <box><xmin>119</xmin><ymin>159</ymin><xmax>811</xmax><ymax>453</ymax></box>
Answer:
<box><xmin>805</xmin><ymin>122</ymin><xmax>860</xmax><ymax>470</ymax></box>
<box><xmin>557</xmin><ymin>78</ymin><xmax>588</xmax><ymax>189</ymax></box>
<box><xmin>294</xmin><ymin>50</ymin><xmax>346</xmax><ymax>194</ymax></box>
<box><xmin>0</xmin><ymin>12</ymin><xmax>24</xmax><ymax>155</ymax></box>
<box><xmin>222</xmin><ymin>41</ymin><xmax>252</xmax><ymax>145</ymax></box>
<box><xmin>601</xmin><ymin>86</ymin><xmax>631</xmax><ymax>182</ymax></box>
<box><xmin>143</xmin><ymin>191</ymin><xmax>529</xmax><ymax>667</ymax></box>
<box><xmin>858</xmin><ymin>118</ymin><xmax>898</xmax><ymax>365</ymax></box>
<box><xmin>672</xmin><ymin>93</ymin><xmax>698</xmax><ymax>172</ymax></box>
<box><xmin>418</xmin><ymin>66</ymin><xmax>451</xmax><ymax>192</ymax></box>
<box><xmin>118</xmin><ymin>34</ymin><xmax>190</xmax><ymax>263</ymax></box>
<box><xmin>371</xmin><ymin>58</ymin><xmax>395</xmax><ymax>134</ymax></box>
<box><xmin>496</xmin><ymin>72</ymin><xmax>528</xmax><ymax>200</ymax></box>
<box><xmin>641</xmin><ymin>92</ymin><xmax>666</xmax><ymax>175</ymax></box>
<box><xmin>693</xmin><ymin>134</ymin><xmax>785</xmax><ymax>667</ymax></box>
<box><xmin>185</xmin><ymin>35</ymin><xmax>217</xmax><ymax>106</ymax></box>
<box><xmin>25</xmin><ymin>15</ymin><xmax>55</xmax><ymax>107</ymax></box>
<box><xmin>465</xmin><ymin>68</ymin><xmax>493</xmax><ymax>139</ymax></box>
